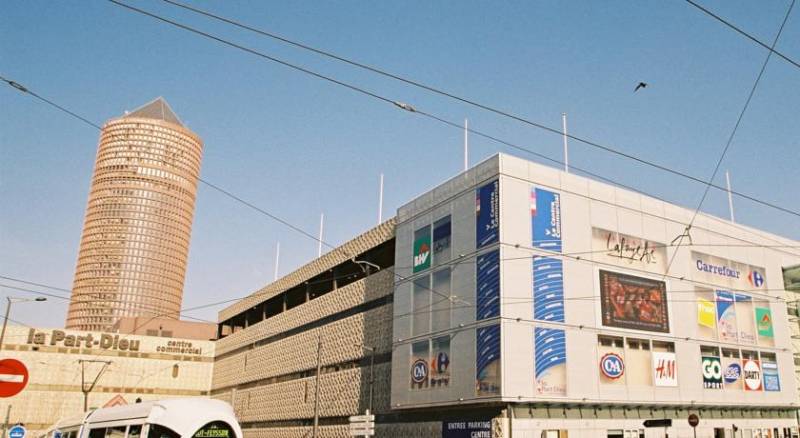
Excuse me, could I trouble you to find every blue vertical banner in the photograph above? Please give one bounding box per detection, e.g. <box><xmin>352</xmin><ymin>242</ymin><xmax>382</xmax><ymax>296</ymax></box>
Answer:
<box><xmin>531</xmin><ymin>188</ymin><xmax>562</xmax><ymax>252</ymax></box>
<box><xmin>531</xmin><ymin>186</ymin><xmax>566</xmax><ymax>395</ymax></box>
<box><xmin>476</xmin><ymin>180</ymin><xmax>500</xmax><ymax>249</ymax></box>
<box><xmin>532</xmin><ymin>257</ymin><xmax>564</xmax><ymax>322</ymax></box>
<box><xmin>476</xmin><ymin>250</ymin><xmax>500</xmax><ymax>320</ymax></box>
<box><xmin>476</xmin><ymin>323</ymin><xmax>501</xmax><ymax>396</ymax></box>
<box><xmin>533</xmin><ymin>256</ymin><xmax>567</xmax><ymax>395</ymax></box>
<box><xmin>534</xmin><ymin>327</ymin><xmax>566</xmax><ymax>395</ymax></box>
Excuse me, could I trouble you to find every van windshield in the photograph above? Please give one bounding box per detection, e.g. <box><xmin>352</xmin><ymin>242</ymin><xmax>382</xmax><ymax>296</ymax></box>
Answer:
<box><xmin>148</xmin><ymin>425</ymin><xmax>180</xmax><ymax>438</ymax></box>
<box><xmin>192</xmin><ymin>422</ymin><xmax>234</xmax><ymax>438</ymax></box>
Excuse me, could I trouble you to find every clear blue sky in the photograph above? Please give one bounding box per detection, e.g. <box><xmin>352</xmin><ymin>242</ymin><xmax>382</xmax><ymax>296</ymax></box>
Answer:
<box><xmin>1</xmin><ymin>0</ymin><xmax>799</xmax><ymax>328</ymax></box>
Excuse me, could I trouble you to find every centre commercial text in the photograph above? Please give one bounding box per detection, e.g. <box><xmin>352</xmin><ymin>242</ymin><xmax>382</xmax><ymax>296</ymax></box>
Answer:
<box><xmin>26</xmin><ymin>329</ymin><xmax>203</xmax><ymax>355</ymax></box>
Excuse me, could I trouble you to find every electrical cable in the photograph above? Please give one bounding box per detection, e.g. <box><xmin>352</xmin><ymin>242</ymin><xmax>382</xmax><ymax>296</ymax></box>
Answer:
<box><xmin>684</xmin><ymin>0</ymin><xmax>800</xmax><ymax>71</ymax></box>
<box><xmin>664</xmin><ymin>0</ymin><xmax>796</xmax><ymax>278</ymax></box>
<box><xmin>147</xmin><ymin>0</ymin><xmax>800</xmax><ymax>219</ymax></box>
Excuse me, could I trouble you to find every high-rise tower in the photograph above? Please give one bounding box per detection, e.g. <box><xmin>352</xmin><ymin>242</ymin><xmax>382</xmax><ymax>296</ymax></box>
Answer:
<box><xmin>66</xmin><ymin>98</ymin><xmax>203</xmax><ymax>331</ymax></box>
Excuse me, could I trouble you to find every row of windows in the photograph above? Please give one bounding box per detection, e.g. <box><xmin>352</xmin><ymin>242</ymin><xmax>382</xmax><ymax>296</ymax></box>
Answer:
<box><xmin>412</xmin><ymin>215</ymin><xmax>452</xmax><ymax>273</ymax></box>
<box><xmin>97</xmin><ymin>152</ymin><xmax>199</xmax><ymax>176</ymax></box>
<box><xmin>90</xmin><ymin>186</ymin><xmax>197</xmax><ymax>211</ymax></box>
<box><xmin>92</xmin><ymin>174</ymin><xmax>196</xmax><ymax>198</ymax></box>
<box><xmin>102</xmin><ymin>127</ymin><xmax>201</xmax><ymax>158</ymax></box>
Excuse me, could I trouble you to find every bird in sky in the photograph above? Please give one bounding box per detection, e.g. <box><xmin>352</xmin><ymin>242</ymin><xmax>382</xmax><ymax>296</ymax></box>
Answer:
<box><xmin>634</xmin><ymin>82</ymin><xmax>648</xmax><ymax>92</ymax></box>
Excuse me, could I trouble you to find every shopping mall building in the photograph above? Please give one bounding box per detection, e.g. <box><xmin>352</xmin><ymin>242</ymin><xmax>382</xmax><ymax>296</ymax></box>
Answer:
<box><xmin>215</xmin><ymin>153</ymin><xmax>800</xmax><ymax>438</ymax></box>
<box><xmin>0</xmin><ymin>325</ymin><xmax>214</xmax><ymax>436</ymax></box>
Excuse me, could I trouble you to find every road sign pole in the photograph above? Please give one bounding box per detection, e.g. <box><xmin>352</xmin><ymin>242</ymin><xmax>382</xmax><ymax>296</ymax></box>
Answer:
<box><xmin>1</xmin><ymin>404</ymin><xmax>10</xmax><ymax>438</ymax></box>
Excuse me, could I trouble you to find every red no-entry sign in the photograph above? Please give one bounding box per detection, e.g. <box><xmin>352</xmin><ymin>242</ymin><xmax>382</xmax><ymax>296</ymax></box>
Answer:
<box><xmin>0</xmin><ymin>359</ymin><xmax>29</xmax><ymax>397</ymax></box>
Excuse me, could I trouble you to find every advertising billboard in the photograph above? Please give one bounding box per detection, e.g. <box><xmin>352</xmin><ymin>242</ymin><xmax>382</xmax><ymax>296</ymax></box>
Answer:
<box><xmin>413</xmin><ymin>226</ymin><xmax>431</xmax><ymax>273</ymax></box>
<box><xmin>715</xmin><ymin>291</ymin><xmax>738</xmax><ymax>342</ymax></box>
<box><xmin>533</xmin><ymin>257</ymin><xmax>564</xmax><ymax>322</ymax></box>
<box><xmin>476</xmin><ymin>250</ymin><xmax>500</xmax><ymax>320</ymax></box>
<box><xmin>653</xmin><ymin>351</ymin><xmax>678</xmax><ymax>386</ymax></box>
<box><xmin>692</xmin><ymin>252</ymin><xmax>767</xmax><ymax>291</ymax></box>
<box><xmin>722</xmin><ymin>361</ymin><xmax>742</xmax><ymax>390</ymax></box>
<box><xmin>476</xmin><ymin>180</ymin><xmax>499</xmax><ymax>249</ymax></box>
<box><xmin>702</xmin><ymin>356</ymin><xmax>722</xmax><ymax>389</ymax></box>
<box><xmin>743</xmin><ymin>359</ymin><xmax>762</xmax><ymax>391</ymax></box>
<box><xmin>762</xmin><ymin>361</ymin><xmax>780</xmax><ymax>392</ymax></box>
<box><xmin>535</xmin><ymin>327</ymin><xmax>566</xmax><ymax>395</ymax></box>
<box><xmin>756</xmin><ymin>307</ymin><xmax>774</xmax><ymax>338</ymax></box>
<box><xmin>410</xmin><ymin>341</ymin><xmax>429</xmax><ymax>389</ymax></box>
<box><xmin>531</xmin><ymin>188</ymin><xmax>562</xmax><ymax>252</ymax></box>
<box><xmin>599</xmin><ymin>270</ymin><xmax>669</xmax><ymax>333</ymax></box>
<box><xmin>430</xmin><ymin>336</ymin><xmax>451</xmax><ymax>388</ymax></box>
<box><xmin>592</xmin><ymin>227</ymin><xmax>666</xmax><ymax>272</ymax></box>
<box><xmin>476</xmin><ymin>324</ymin><xmax>500</xmax><ymax>396</ymax></box>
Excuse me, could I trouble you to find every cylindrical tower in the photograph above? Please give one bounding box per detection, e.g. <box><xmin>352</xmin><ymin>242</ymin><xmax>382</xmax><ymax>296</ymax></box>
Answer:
<box><xmin>66</xmin><ymin>98</ymin><xmax>203</xmax><ymax>331</ymax></box>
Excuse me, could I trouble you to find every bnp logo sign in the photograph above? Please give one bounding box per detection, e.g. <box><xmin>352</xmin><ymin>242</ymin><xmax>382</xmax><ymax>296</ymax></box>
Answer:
<box><xmin>413</xmin><ymin>235</ymin><xmax>431</xmax><ymax>273</ymax></box>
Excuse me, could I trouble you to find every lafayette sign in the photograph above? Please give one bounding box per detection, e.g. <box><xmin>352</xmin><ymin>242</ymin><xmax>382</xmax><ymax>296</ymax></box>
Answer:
<box><xmin>26</xmin><ymin>329</ymin><xmax>140</xmax><ymax>351</ymax></box>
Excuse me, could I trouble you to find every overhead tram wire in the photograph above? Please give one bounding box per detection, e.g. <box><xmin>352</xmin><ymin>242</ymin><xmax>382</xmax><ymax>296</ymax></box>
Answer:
<box><xmin>0</xmin><ymin>283</ymin><xmax>216</xmax><ymax>324</ymax></box>
<box><xmin>147</xmin><ymin>0</ymin><xmax>800</xmax><ymax>219</ymax></box>
<box><xmin>4</xmin><ymin>75</ymin><xmax>800</xmax><ymax>321</ymax></box>
<box><xmin>684</xmin><ymin>0</ymin><xmax>800</xmax><ymax>71</ymax></box>
<box><xmin>0</xmin><ymin>77</ymin><xmax>463</xmax><ymax>310</ymax></box>
<box><xmin>663</xmin><ymin>0</ymin><xmax>796</xmax><ymax>279</ymax></box>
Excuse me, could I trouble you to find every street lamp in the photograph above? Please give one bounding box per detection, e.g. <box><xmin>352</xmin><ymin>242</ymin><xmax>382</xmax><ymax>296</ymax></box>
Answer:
<box><xmin>357</xmin><ymin>344</ymin><xmax>376</xmax><ymax>414</ymax></box>
<box><xmin>0</xmin><ymin>297</ymin><xmax>47</xmax><ymax>351</ymax></box>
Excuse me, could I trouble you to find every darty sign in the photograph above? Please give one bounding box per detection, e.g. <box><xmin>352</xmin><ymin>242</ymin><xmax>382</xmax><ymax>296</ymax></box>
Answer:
<box><xmin>692</xmin><ymin>252</ymin><xmax>766</xmax><ymax>291</ymax></box>
<box><xmin>27</xmin><ymin>329</ymin><xmax>140</xmax><ymax>351</ymax></box>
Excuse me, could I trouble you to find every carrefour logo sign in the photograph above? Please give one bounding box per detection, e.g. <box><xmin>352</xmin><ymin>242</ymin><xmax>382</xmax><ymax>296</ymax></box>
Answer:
<box><xmin>600</xmin><ymin>353</ymin><xmax>624</xmax><ymax>379</ymax></box>
<box><xmin>695</xmin><ymin>259</ymin><xmax>740</xmax><ymax>279</ymax></box>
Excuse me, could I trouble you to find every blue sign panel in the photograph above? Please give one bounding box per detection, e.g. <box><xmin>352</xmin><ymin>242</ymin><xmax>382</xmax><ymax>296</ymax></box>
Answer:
<box><xmin>476</xmin><ymin>180</ymin><xmax>500</xmax><ymax>249</ymax></box>
<box><xmin>534</xmin><ymin>327</ymin><xmax>566</xmax><ymax>379</ymax></box>
<box><xmin>9</xmin><ymin>426</ymin><xmax>25</xmax><ymax>438</ymax></box>
<box><xmin>442</xmin><ymin>420</ymin><xmax>492</xmax><ymax>438</ymax></box>
<box><xmin>532</xmin><ymin>257</ymin><xmax>564</xmax><ymax>322</ymax></box>
<box><xmin>531</xmin><ymin>188</ymin><xmax>562</xmax><ymax>252</ymax></box>
<box><xmin>763</xmin><ymin>361</ymin><xmax>780</xmax><ymax>391</ymax></box>
<box><xmin>476</xmin><ymin>250</ymin><xmax>500</xmax><ymax>320</ymax></box>
<box><xmin>476</xmin><ymin>324</ymin><xmax>500</xmax><ymax>396</ymax></box>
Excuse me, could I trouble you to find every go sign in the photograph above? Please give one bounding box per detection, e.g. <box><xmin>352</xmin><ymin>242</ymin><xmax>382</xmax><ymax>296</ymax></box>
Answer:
<box><xmin>600</xmin><ymin>353</ymin><xmax>624</xmax><ymax>379</ymax></box>
<box><xmin>702</xmin><ymin>356</ymin><xmax>722</xmax><ymax>389</ymax></box>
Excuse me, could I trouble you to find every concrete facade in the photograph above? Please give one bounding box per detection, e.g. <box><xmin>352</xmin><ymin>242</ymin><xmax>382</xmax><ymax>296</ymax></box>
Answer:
<box><xmin>0</xmin><ymin>325</ymin><xmax>213</xmax><ymax>436</ymax></box>
<box><xmin>212</xmin><ymin>221</ymin><xmax>404</xmax><ymax>438</ymax></box>
<box><xmin>391</xmin><ymin>154</ymin><xmax>800</xmax><ymax>438</ymax></box>
<box><xmin>112</xmin><ymin>316</ymin><xmax>217</xmax><ymax>341</ymax></box>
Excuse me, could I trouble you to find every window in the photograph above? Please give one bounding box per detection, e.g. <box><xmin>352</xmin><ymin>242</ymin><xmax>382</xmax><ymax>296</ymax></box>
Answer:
<box><xmin>652</xmin><ymin>341</ymin><xmax>674</xmax><ymax>352</ymax></box>
<box><xmin>192</xmin><ymin>422</ymin><xmax>235</xmax><ymax>438</ymax></box>
<box><xmin>106</xmin><ymin>426</ymin><xmax>126</xmax><ymax>438</ymax></box>
<box><xmin>129</xmin><ymin>425</ymin><xmax>142</xmax><ymax>438</ymax></box>
<box><xmin>410</xmin><ymin>341</ymin><xmax>429</xmax><ymax>389</ymax></box>
<box><xmin>432</xmin><ymin>216</ymin><xmax>452</xmax><ymax>266</ymax></box>
<box><xmin>430</xmin><ymin>336</ymin><xmax>451</xmax><ymax>387</ymax></box>
<box><xmin>626</xmin><ymin>339</ymin><xmax>652</xmax><ymax>385</ymax></box>
<box><xmin>148</xmin><ymin>425</ymin><xmax>180</xmax><ymax>438</ymax></box>
<box><xmin>431</xmin><ymin>269</ymin><xmax>452</xmax><ymax>332</ymax></box>
<box><xmin>412</xmin><ymin>275</ymin><xmax>431</xmax><ymax>336</ymax></box>
<box><xmin>89</xmin><ymin>430</ymin><xmax>106</xmax><ymax>438</ymax></box>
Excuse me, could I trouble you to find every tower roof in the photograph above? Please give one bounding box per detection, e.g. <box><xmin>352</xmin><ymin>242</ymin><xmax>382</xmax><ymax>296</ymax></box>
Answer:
<box><xmin>124</xmin><ymin>97</ymin><xmax>184</xmax><ymax>127</ymax></box>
